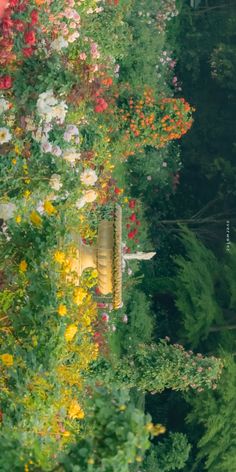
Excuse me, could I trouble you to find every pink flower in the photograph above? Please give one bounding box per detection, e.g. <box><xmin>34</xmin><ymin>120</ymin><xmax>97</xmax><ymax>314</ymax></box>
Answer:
<box><xmin>101</xmin><ymin>313</ymin><xmax>109</xmax><ymax>322</ymax></box>
<box><xmin>79</xmin><ymin>52</ymin><xmax>87</xmax><ymax>61</ymax></box>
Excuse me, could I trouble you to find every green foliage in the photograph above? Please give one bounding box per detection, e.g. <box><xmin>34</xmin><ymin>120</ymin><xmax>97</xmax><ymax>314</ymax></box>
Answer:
<box><xmin>118</xmin><ymin>289</ymin><xmax>154</xmax><ymax>354</ymax></box>
<box><xmin>186</xmin><ymin>354</ymin><xmax>236</xmax><ymax>472</ymax></box>
<box><xmin>172</xmin><ymin>226</ymin><xmax>221</xmax><ymax>347</ymax></box>
<box><xmin>144</xmin><ymin>432</ymin><xmax>191</xmax><ymax>472</ymax></box>
<box><xmin>120</xmin><ymin>0</ymin><xmax>167</xmax><ymax>91</ymax></box>
<box><xmin>94</xmin><ymin>340</ymin><xmax>223</xmax><ymax>393</ymax></box>
<box><xmin>59</xmin><ymin>387</ymin><xmax>152</xmax><ymax>472</ymax></box>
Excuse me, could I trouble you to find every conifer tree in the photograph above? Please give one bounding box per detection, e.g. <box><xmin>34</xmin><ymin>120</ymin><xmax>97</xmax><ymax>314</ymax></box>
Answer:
<box><xmin>172</xmin><ymin>227</ymin><xmax>236</xmax><ymax>347</ymax></box>
<box><xmin>187</xmin><ymin>354</ymin><xmax>236</xmax><ymax>472</ymax></box>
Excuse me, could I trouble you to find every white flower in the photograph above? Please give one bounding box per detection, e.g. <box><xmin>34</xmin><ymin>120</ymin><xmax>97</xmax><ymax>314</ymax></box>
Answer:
<box><xmin>0</xmin><ymin>98</ymin><xmax>9</xmax><ymax>115</ymax></box>
<box><xmin>51</xmin><ymin>102</ymin><xmax>68</xmax><ymax>124</ymax></box>
<box><xmin>0</xmin><ymin>202</ymin><xmax>16</xmax><ymax>220</ymax></box>
<box><xmin>63</xmin><ymin>124</ymin><xmax>79</xmax><ymax>142</ymax></box>
<box><xmin>49</xmin><ymin>174</ymin><xmax>63</xmax><ymax>191</ymax></box>
<box><xmin>36</xmin><ymin>200</ymin><xmax>44</xmax><ymax>215</ymax></box>
<box><xmin>0</xmin><ymin>127</ymin><xmax>12</xmax><ymax>144</ymax></box>
<box><xmin>51</xmin><ymin>145</ymin><xmax>62</xmax><ymax>157</ymax></box>
<box><xmin>51</xmin><ymin>36</ymin><xmax>68</xmax><ymax>52</ymax></box>
<box><xmin>36</xmin><ymin>90</ymin><xmax>68</xmax><ymax>124</ymax></box>
<box><xmin>67</xmin><ymin>31</ymin><xmax>80</xmax><ymax>43</ymax></box>
<box><xmin>80</xmin><ymin>169</ymin><xmax>98</xmax><ymax>186</ymax></box>
<box><xmin>75</xmin><ymin>197</ymin><xmax>86</xmax><ymax>209</ymax></box>
<box><xmin>63</xmin><ymin>148</ymin><xmax>81</xmax><ymax>166</ymax></box>
<box><xmin>83</xmin><ymin>189</ymin><xmax>97</xmax><ymax>203</ymax></box>
<box><xmin>37</xmin><ymin>90</ymin><xmax>57</xmax><ymax>117</ymax></box>
<box><xmin>75</xmin><ymin>189</ymin><xmax>97</xmax><ymax>209</ymax></box>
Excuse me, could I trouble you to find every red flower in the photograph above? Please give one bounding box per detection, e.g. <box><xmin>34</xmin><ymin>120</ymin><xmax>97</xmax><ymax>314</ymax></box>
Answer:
<box><xmin>136</xmin><ymin>220</ymin><xmax>141</xmax><ymax>226</ymax></box>
<box><xmin>94</xmin><ymin>97</ymin><xmax>108</xmax><ymax>113</ymax></box>
<box><xmin>128</xmin><ymin>231</ymin><xmax>135</xmax><ymax>239</ymax></box>
<box><xmin>24</xmin><ymin>30</ymin><xmax>36</xmax><ymax>46</ymax></box>
<box><xmin>126</xmin><ymin>224</ymin><xmax>130</xmax><ymax>229</ymax></box>
<box><xmin>22</xmin><ymin>47</ymin><xmax>34</xmax><ymax>58</ymax></box>
<box><xmin>0</xmin><ymin>75</ymin><xmax>12</xmax><ymax>89</ymax></box>
<box><xmin>114</xmin><ymin>187</ymin><xmax>121</xmax><ymax>195</ymax></box>
<box><xmin>95</xmin><ymin>287</ymin><xmax>101</xmax><ymax>295</ymax></box>
<box><xmin>2</xmin><ymin>16</ymin><xmax>14</xmax><ymax>32</ymax></box>
<box><xmin>14</xmin><ymin>19</ymin><xmax>25</xmax><ymax>32</ymax></box>
<box><xmin>97</xmin><ymin>302</ymin><xmax>107</xmax><ymax>308</ymax></box>
<box><xmin>129</xmin><ymin>213</ymin><xmax>136</xmax><ymax>222</ymax></box>
<box><xmin>128</xmin><ymin>199</ymin><xmax>136</xmax><ymax>209</ymax></box>
<box><xmin>9</xmin><ymin>0</ymin><xmax>18</xmax><ymax>6</ymax></box>
<box><xmin>30</xmin><ymin>9</ymin><xmax>38</xmax><ymax>25</ymax></box>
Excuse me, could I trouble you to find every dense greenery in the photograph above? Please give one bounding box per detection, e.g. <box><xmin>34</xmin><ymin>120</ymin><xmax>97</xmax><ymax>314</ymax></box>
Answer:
<box><xmin>1</xmin><ymin>0</ymin><xmax>235</xmax><ymax>470</ymax></box>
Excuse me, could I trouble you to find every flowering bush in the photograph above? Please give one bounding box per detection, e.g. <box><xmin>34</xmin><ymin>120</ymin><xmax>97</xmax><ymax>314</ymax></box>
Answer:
<box><xmin>117</xmin><ymin>88</ymin><xmax>194</xmax><ymax>154</ymax></box>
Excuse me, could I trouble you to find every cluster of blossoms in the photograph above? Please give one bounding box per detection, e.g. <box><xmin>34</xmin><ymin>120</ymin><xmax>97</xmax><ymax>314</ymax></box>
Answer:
<box><xmin>36</xmin><ymin>90</ymin><xmax>68</xmax><ymax>124</ymax></box>
<box><xmin>48</xmin><ymin>5</ymin><xmax>81</xmax><ymax>51</ymax></box>
<box><xmin>156</xmin><ymin>50</ymin><xmax>182</xmax><ymax>92</ymax></box>
<box><xmin>120</xmin><ymin>88</ymin><xmax>194</xmax><ymax>153</ymax></box>
<box><xmin>0</xmin><ymin>0</ymin><xmax>39</xmax><ymax>67</ymax></box>
<box><xmin>156</xmin><ymin>0</ymin><xmax>179</xmax><ymax>33</ymax></box>
<box><xmin>125</xmin><ymin>198</ymin><xmax>141</xmax><ymax>243</ymax></box>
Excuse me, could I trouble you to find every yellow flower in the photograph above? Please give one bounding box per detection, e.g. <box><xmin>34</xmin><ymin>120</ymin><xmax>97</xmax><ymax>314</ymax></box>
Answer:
<box><xmin>15</xmin><ymin>215</ymin><xmax>22</xmax><ymax>224</ymax></box>
<box><xmin>12</xmin><ymin>158</ymin><xmax>17</xmax><ymax>165</ymax></box>
<box><xmin>24</xmin><ymin>190</ymin><xmax>31</xmax><ymax>199</ymax></box>
<box><xmin>64</xmin><ymin>324</ymin><xmax>78</xmax><ymax>342</ymax></box>
<box><xmin>19</xmin><ymin>260</ymin><xmax>27</xmax><ymax>272</ymax></box>
<box><xmin>68</xmin><ymin>399</ymin><xmax>85</xmax><ymax>420</ymax></box>
<box><xmin>30</xmin><ymin>211</ymin><xmax>42</xmax><ymax>226</ymax></box>
<box><xmin>54</xmin><ymin>250</ymin><xmax>65</xmax><ymax>264</ymax></box>
<box><xmin>56</xmin><ymin>290</ymin><xmax>64</xmax><ymax>299</ymax></box>
<box><xmin>25</xmin><ymin>178</ymin><xmax>31</xmax><ymax>185</ymax></box>
<box><xmin>135</xmin><ymin>456</ymin><xmax>143</xmax><ymax>463</ymax></box>
<box><xmin>87</xmin><ymin>458</ymin><xmax>94</xmax><ymax>465</ymax></box>
<box><xmin>119</xmin><ymin>405</ymin><xmax>126</xmax><ymax>411</ymax></box>
<box><xmin>151</xmin><ymin>424</ymin><xmax>166</xmax><ymax>436</ymax></box>
<box><xmin>145</xmin><ymin>422</ymin><xmax>154</xmax><ymax>432</ymax></box>
<box><xmin>58</xmin><ymin>304</ymin><xmax>67</xmax><ymax>316</ymax></box>
<box><xmin>14</xmin><ymin>145</ymin><xmax>20</xmax><ymax>155</ymax></box>
<box><xmin>62</xmin><ymin>431</ymin><xmax>71</xmax><ymax>437</ymax></box>
<box><xmin>44</xmin><ymin>200</ymin><xmax>57</xmax><ymax>216</ymax></box>
<box><xmin>0</xmin><ymin>353</ymin><xmax>13</xmax><ymax>367</ymax></box>
<box><xmin>73</xmin><ymin>287</ymin><xmax>87</xmax><ymax>306</ymax></box>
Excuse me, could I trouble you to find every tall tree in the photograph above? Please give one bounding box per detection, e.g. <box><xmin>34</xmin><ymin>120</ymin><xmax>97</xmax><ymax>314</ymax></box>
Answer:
<box><xmin>171</xmin><ymin>227</ymin><xmax>236</xmax><ymax>347</ymax></box>
<box><xmin>186</xmin><ymin>354</ymin><xmax>236</xmax><ymax>472</ymax></box>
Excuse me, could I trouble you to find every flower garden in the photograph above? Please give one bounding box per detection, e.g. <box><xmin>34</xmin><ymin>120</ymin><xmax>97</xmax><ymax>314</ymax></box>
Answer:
<box><xmin>0</xmin><ymin>0</ymin><xmax>229</xmax><ymax>471</ymax></box>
